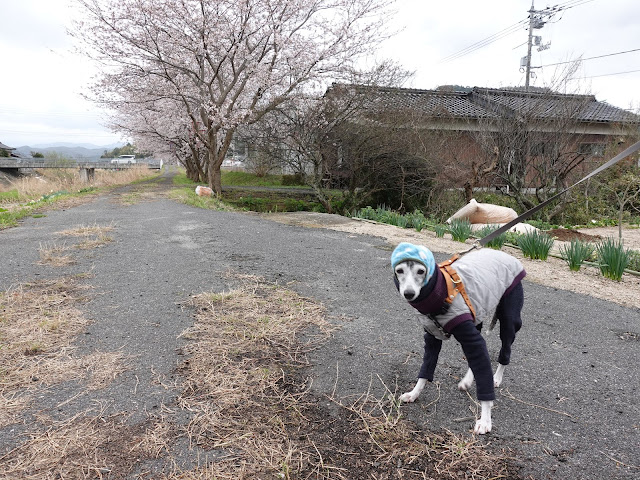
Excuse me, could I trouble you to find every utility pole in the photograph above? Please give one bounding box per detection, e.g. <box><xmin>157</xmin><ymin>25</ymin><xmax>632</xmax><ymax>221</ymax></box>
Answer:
<box><xmin>524</xmin><ymin>1</ymin><xmax>535</xmax><ymax>92</ymax></box>
<box><xmin>521</xmin><ymin>1</ymin><xmax>554</xmax><ymax>91</ymax></box>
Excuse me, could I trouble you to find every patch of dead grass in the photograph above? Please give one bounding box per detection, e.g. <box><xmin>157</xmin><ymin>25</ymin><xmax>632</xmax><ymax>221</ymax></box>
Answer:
<box><xmin>0</xmin><ymin>279</ymin><xmax>130</xmax><ymax>426</ymax></box>
<box><xmin>57</xmin><ymin>223</ymin><xmax>115</xmax><ymax>249</ymax></box>
<box><xmin>0</xmin><ymin>407</ymin><xmax>163</xmax><ymax>480</ymax></box>
<box><xmin>175</xmin><ymin>274</ymin><xmax>520</xmax><ymax>479</ymax></box>
<box><xmin>37</xmin><ymin>241</ymin><xmax>76</xmax><ymax>266</ymax></box>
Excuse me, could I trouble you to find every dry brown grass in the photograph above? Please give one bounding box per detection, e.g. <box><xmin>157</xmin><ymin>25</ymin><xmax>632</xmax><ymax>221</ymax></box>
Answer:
<box><xmin>0</xmin><ymin>167</ymin><xmax>158</xmax><ymax>200</ymax></box>
<box><xmin>174</xmin><ymin>274</ymin><xmax>520</xmax><ymax>479</ymax></box>
<box><xmin>57</xmin><ymin>223</ymin><xmax>115</xmax><ymax>249</ymax></box>
<box><xmin>0</xmin><ymin>278</ymin><xmax>130</xmax><ymax>427</ymax></box>
<box><xmin>37</xmin><ymin>241</ymin><xmax>76</xmax><ymax>266</ymax></box>
<box><xmin>0</xmin><ymin>406</ymin><xmax>164</xmax><ymax>480</ymax></box>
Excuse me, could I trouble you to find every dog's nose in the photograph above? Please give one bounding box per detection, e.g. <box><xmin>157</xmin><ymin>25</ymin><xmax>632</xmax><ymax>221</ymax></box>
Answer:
<box><xmin>403</xmin><ymin>290</ymin><xmax>415</xmax><ymax>300</ymax></box>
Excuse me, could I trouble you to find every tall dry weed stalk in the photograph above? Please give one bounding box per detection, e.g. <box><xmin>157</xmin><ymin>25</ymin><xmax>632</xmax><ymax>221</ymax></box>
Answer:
<box><xmin>0</xmin><ymin>167</ymin><xmax>157</xmax><ymax>200</ymax></box>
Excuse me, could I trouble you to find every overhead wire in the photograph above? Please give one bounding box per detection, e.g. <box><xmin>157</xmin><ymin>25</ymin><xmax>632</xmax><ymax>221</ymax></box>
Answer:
<box><xmin>439</xmin><ymin>19</ymin><xmax>528</xmax><ymax>63</ymax></box>
<box><xmin>540</xmin><ymin>48</ymin><xmax>640</xmax><ymax>68</ymax></box>
<box><xmin>440</xmin><ymin>0</ymin><xmax>597</xmax><ymax>64</ymax></box>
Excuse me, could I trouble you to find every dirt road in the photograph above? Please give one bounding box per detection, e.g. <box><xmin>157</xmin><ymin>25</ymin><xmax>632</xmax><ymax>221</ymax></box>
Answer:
<box><xmin>1</xmin><ymin>172</ymin><xmax>638</xmax><ymax>479</ymax></box>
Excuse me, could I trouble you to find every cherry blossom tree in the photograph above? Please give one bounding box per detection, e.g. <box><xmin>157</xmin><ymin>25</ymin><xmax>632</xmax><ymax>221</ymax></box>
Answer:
<box><xmin>72</xmin><ymin>0</ymin><xmax>395</xmax><ymax>194</ymax></box>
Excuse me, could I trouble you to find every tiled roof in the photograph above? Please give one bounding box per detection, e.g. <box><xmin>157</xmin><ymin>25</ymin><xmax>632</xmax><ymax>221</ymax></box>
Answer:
<box><xmin>471</xmin><ymin>88</ymin><xmax>637</xmax><ymax>123</ymax></box>
<box><xmin>363</xmin><ymin>87</ymin><xmax>495</xmax><ymax>118</ymax></box>
<box><xmin>331</xmin><ymin>84</ymin><xmax>638</xmax><ymax>124</ymax></box>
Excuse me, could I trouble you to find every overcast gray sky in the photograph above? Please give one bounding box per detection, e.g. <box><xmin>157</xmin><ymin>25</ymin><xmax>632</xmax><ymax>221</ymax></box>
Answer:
<box><xmin>1</xmin><ymin>0</ymin><xmax>639</xmax><ymax>148</ymax></box>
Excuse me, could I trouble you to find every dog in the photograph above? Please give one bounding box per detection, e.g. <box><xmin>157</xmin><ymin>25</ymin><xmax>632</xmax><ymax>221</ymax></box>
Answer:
<box><xmin>391</xmin><ymin>242</ymin><xmax>525</xmax><ymax>434</ymax></box>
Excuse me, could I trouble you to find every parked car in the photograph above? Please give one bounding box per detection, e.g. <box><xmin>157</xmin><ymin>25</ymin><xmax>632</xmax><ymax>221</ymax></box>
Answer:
<box><xmin>111</xmin><ymin>155</ymin><xmax>136</xmax><ymax>165</ymax></box>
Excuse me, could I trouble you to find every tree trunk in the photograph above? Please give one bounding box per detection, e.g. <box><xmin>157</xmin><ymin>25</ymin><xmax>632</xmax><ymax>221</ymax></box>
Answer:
<box><xmin>619</xmin><ymin>201</ymin><xmax>624</xmax><ymax>241</ymax></box>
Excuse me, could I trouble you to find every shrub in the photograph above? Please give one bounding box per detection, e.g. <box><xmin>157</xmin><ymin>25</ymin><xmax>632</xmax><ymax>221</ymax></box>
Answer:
<box><xmin>283</xmin><ymin>198</ymin><xmax>308</xmax><ymax>212</ymax></box>
<box><xmin>448</xmin><ymin>218</ymin><xmax>472</xmax><ymax>242</ymax></box>
<box><xmin>596</xmin><ymin>237</ymin><xmax>631</xmax><ymax>281</ymax></box>
<box><xmin>281</xmin><ymin>173</ymin><xmax>305</xmax><ymax>186</ymax></box>
<box><xmin>559</xmin><ymin>239</ymin><xmax>595</xmax><ymax>271</ymax></box>
<box><xmin>476</xmin><ymin>224</ymin><xmax>507</xmax><ymax>250</ymax></box>
<box><xmin>518</xmin><ymin>230</ymin><xmax>554</xmax><ymax>260</ymax></box>
<box><xmin>628</xmin><ymin>249</ymin><xmax>640</xmax><ymax>272</ymax></box>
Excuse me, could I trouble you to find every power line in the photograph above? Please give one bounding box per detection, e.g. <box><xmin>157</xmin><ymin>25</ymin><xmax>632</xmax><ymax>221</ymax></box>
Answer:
<box><xmin>540</xmin><ymin>48</ymin><xmax>640</xmax><ymax>68</ymax></box>
<box><xmin>440</xmin><ymin>0</ymin><xmax>596</xmax><ymax>64</ymax></box>
<box><xmin>583</xmin><ymin>68</ymin><xmax>640</xmax><ymax>79</ymax></box>
<box><xmin>440</xmin><ymin>19</ymin><xmax>528</xmax><ymax>63</ymax></box>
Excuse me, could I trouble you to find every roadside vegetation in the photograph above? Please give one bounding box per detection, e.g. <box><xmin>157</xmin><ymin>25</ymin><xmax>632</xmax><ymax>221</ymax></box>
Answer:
<box><xmin>0</xmin><ymin>167</ymin><xmax>158</xmax><ymax>228</ymax></box>
<box><xmin>171</xmin><ymin>171</ymin><xmax>347</xmax><ymax>213</ymax></box>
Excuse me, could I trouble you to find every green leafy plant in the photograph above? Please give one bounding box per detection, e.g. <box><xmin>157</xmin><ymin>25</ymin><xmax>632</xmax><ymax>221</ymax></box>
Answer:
<box><xmin>596</xmin><ymin>237</ymin><xmax>631</xmax><ymax>281</ymax></box>
<box><xmin>434</xmin><ymin>224</ymin><xmax>448</xmax><ymax>238</ymax></box>
<box><xmin>476</xmin><ymin>224</ymin><xmax>507</xmax><ymax>250</ymax></box>
<box><xmin>448</xmin><ymin>218</ymin><xmax>472</xmax><ymax>242</ymax></box>
<box><xmin>559</xmin><ymin>239</ymin><xmax>595</xmax><ymax>271</ymax></box>
<box><xmin>628</xmin><ymin>249</ymin><xmax>640</xmax><ymax>272</ymax></box>
<box><xmin>518</xmin><ymin>230</ymin><xmax>554</xmax><ymax>260</ymax></box>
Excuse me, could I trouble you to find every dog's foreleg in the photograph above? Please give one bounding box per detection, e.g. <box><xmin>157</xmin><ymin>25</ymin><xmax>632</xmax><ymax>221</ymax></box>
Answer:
<box><xmin>457</xmin><ymin>368</ymin><xmax>475</xmax><ymax>391</ymax></box>
<box><xmin>399</xmin><ymin>378</ymin><xmax>427</xmax><ymax>403</ymax></box>
<box><xmin>474</xmin><ymin>400</ymin><xmax>493</xmax><ymax>434</ymax></box>
<box><xmin>493</xmin><ymin>364</ymin><xmax>506</xmax><ymax>387</ymax></box>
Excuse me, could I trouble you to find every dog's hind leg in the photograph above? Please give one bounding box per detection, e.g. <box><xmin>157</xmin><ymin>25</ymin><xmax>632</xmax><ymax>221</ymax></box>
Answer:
<box><xmin>493</xmin><ymin>364</ymin><xmax>506</xmax><ymax>387</ymax></box>
<box><xmin>457</xmin><ymin>368</ymin><xmax>475</xmax><ymax>391</ymax></box>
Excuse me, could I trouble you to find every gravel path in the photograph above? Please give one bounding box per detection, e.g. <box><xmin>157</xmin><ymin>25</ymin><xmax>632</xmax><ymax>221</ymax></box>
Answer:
<box><xmin>1</xmin><ymin>171</ymin><xmax>638</xmax><ymax>479</ymax></box>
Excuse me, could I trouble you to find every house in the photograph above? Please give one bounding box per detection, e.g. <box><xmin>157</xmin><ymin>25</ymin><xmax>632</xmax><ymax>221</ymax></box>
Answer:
<box><xmin>325</xmin><ymin>84</ymin><xmax>640</xmax><ymax>196</ymax></box>
<box><xmin>0</xmin><ymin>141</ymin><xmax>18</xmax><ymax>157</ymax></box>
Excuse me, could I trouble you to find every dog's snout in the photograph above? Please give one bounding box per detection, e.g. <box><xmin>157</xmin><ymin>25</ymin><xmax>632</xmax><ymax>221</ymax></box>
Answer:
<box><xmin>403</xmin><ymin>290</ymin><xmax>415</xmax><ymax>300</ymax></box>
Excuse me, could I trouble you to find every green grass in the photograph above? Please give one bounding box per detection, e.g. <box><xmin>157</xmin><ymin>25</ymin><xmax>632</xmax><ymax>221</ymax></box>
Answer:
<box><xmin>0</xmin><ymin>189</ymin><xmax>20</xmax><ymax>202</ymax></box>
<box><xmin>173</xmin><ymin>170</ymin><xmax>309</xmax><ymax>189</ymax></box>
<box><xmin>0</xmin><ymin>207</ymin><xmax>32</xmax><ymax>229</ymax></box>
<box><xmin>168</xmin><ymin>188</ymin><xmax>233</xmax><ymax>211</ymax></box>
<box><xmin>222</xmin><ymin>171</ymin><xmax>284</xmax><ymax>187</ymax></box>
<box><xmin>172</xmin><ymin>173</ymin><xmax>198</xmax><ymax>186</ymax></box>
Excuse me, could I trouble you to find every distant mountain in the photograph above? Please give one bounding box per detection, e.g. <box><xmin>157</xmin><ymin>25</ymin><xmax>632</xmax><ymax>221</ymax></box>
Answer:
<box><xmin>30</xmin><ymin>142</ymin><xmax>125</xmax><ymax>150</ymax></box>
<box><xmin>15</xmin><ymin>144</ymin><xmax>118</xmax><ymax>161</ymax></box>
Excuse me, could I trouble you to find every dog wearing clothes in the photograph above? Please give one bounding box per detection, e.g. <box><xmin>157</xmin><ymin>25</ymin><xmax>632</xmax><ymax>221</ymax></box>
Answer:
<box><xmin>391</xmin><ymin>242</ymin><xmax>525</xmax><ymax>434</ymax></box>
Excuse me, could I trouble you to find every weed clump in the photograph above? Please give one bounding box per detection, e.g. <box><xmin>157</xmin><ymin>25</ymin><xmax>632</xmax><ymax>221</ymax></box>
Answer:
<box><xmin>518</xmin><ymin>230</ymin><xmax>554</xmax><ymax>260</ymax></box>
<box><xmin>596</xmin><ymin>237</ymin><xmax>631</xmax><ymax>281</ymax></box>
<box><xmin>560</xmin><ymin>239</ymin><xmax>595</xmax><ymax>271</ymax></box>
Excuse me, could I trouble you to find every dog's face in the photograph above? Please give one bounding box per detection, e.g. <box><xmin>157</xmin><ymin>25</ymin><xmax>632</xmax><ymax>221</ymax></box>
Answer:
<box><xmin>394</xmin><ymin>260</ymin><xmax>427</xmax><ymax>302</ymax></box>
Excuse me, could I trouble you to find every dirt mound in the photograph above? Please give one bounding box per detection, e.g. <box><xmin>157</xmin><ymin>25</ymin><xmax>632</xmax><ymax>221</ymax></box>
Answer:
<box><xmin>547</xmin><ymin>228</ymin><xmax>602</xmax><ymax>242</ymax></box>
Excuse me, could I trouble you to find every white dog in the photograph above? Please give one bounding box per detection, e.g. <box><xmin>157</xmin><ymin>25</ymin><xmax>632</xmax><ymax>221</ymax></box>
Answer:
<box><xmin>391</xmin><ymin>243</ymin><xmax>525</xmax><ymax>434</ymax></box>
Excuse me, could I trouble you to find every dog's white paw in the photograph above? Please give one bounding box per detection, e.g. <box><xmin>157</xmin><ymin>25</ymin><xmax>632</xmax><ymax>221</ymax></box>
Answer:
<box><xmin>474</xmin><ymin>418</ymin><xmax>492</xmax><ymax>434</ymax></box>
<box><xmin>399</xmin><ymin>378</ymin><xmax>427</xmax><ymax>403</ymax></box>
<box><xmin>474</xmin><ymin>400</ymin><xmax>493</xmax><ymax>434</ymax></box>
<box><xmin>493</xmin><ymin>364</ymin><xmax>506</xmax><ymax>387</ymax></box>
<box><xmin>458</xmin><ymin>368</ymin><xmax>474</xmax><ymax>391</ymax></box>
<box><xmin>399</xmin><ymin>391</ymin><xmax>419</xmax><ymax>403</ymax></box>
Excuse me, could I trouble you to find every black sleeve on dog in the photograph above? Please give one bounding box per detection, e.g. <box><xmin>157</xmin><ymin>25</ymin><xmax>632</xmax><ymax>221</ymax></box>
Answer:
<box><xmin>451</xmin><ymin>321</ymin><xmax>496</xmax><ymax>401</ymax></box>
<box><xmin>418</xmin><ymin>332</ymin><xmax>442</xmax><ymax>381</ymax></box>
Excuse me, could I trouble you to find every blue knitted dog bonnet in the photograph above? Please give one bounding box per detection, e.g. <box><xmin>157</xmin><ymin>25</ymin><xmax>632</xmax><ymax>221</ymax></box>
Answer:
<box><xmin>391</xmin><ymin>242</ymin><xmax>436</xmax><ymax>286</ymax></box>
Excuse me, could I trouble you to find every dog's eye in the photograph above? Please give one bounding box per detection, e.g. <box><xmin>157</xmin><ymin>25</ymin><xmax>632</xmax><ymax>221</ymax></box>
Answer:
<box><xmin>396</xmin><ymin>268</ymin><xmax>404</xmax><ymax>274</ymax></box>
<box><xmin>417</xmin><ymin>269</ymin><xmax>425</xmax><ymax>276</ymax></box>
